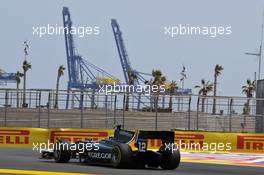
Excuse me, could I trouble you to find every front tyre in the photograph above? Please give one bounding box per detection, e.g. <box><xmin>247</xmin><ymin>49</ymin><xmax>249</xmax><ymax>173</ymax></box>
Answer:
<box><xmin>111</xmin><ymin>143</ymin><xmax>132</xmax><ymax>168</ymax></box>
<box><xmin>54</xmin><ymin>141</ymin><xmax>71</xmax><ymax>163</ymax></box>
<box><xmin>160</xmin><ymin>149</ymin><xmax>180</xmax><ymax>170</ymax></box>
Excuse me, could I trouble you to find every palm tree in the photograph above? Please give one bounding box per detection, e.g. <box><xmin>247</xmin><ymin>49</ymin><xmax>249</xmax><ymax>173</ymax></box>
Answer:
<box><xmin>242</xmin><ymin>79</ymin><xmax>255</xmax><ymax>114</ymax></box>
<box><xmin>149</xmin><ymin>69</ymin><xmax>166</xmax><ymax>130</ymax></box>
<box><xmin>54</xmin><ymin>65</ymin><xmax>65</xmax><ymax>109</ymax></box>
<box><xmin>195</xmin><ymin>79</ymin><xmax>214</xmax><ymax>112</ymax></box>
<box><xmin>151</xmin><ymin>70</ymin><xmax>166</xmax><ymax>85</ymax></box>
<box><xmin>168</xmin><ymin>81</ymin><xmax>177</xmax><ymax>111</ymax></box>
<box><xmin>150</xmin><ymin>69</ymin><xmax>166</xmax><ymax>111</ymax></box>
<box><xmin>22</xmin><ymin>60</ymin><xmax>32</xmax><ymax>107</ymax></box>
<box><xmin>125</xmin><ymin>70</ymin><xmax>137</xmax><ymax>111</ymax></box>
<box><xmin>15</xmin><ymin>71</ymin><xmax>24</xmax><ymax>108</ymax></box>
<box><xmin>212</xmin><ymin>64</ymin><xmax>224</xmax><ymax>114</ymax></box>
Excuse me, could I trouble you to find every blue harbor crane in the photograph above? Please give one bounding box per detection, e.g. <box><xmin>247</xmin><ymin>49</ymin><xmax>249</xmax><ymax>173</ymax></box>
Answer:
<box><xmin>111</xmin><ymin>19</ymin><xmax>192</xmax><ymax>95</ymax></box>
<box><xmin>111</xmin><ymin>19</ymin><xmax>192</xmax><ymax>110</ymax></box>
<box><xmin>111</xmin><ymin>19</ymin><xmax>152</xmax><ymax>110</ymax></box>
<box><xmin>111</xmin><ymin>19</ymin><xmax>150</xmax><ymax>85</ymax></box>
<box><xmin>62</xmin><ymin>7</ymin><xmax>119</xmax><ymax>109</ymax></box>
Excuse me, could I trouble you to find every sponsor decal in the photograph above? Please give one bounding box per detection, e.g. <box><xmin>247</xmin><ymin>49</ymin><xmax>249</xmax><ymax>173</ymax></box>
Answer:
<box><xmin>174</xmin><ymin>133</ymin><xmax>204</xmax><ymax>145</ymax></box>
<box><xmin>87</xmin><ymin>152</ymin><xmax>111</xmax><ymax>159</ymax></box>
<box><xmin>148</xmin><ymin>139</ymin><xmax>162</xmax><ymax>148</ymax></box>
<box><xmin>0</xmin><ymin>129</ymin><xmax>30</xmax><ymax>145</ymax></box>
<box><xmin>237</xmin><ymin>135</ymin><xmax>264</xmax><ymax>151</ymax></box>
<box><xmin>175</xmin><ymin>133</ymin><xmax>205</xmax><ymax>149</ymax></box>
<box><xmin>50</xmin><ymin>130</ymin><xmax>109</xmax><ymax>143</ymax></box>
<box><xmin>147</xmin><ymin>133</ymin><xmax>205</xmax><ymax>149</ymax></box>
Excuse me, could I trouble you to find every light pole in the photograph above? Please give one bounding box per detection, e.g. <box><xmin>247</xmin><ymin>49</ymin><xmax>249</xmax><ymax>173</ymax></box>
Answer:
<box><xmin>245</xmin><ymin>13</ymin><xmax>264</xmax><ymax>80</ymax></box>
<box><xmin>180</xmin><ymin>65</ymin><xmax>187</xmax><ymax>89</ymax></box>
<box><xmin>180</xmin><ymin>65</ymin><xmax>187</xmax><ymax>111</ymax></box>
<box><xmin>22</xmin><ymin>41</ymin><xmax>29</xmax><ymax>107</ymax></box>
<box><xmin>245</xmin><ymin>46</ymin><xmax>262</xmax><ymax>80</ymax></box>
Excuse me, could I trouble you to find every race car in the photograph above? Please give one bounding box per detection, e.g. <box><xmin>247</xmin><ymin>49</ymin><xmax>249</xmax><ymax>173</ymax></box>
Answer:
<box><xmin>41</xmin><ymin>126</ymin><xmax>180</xmax><ymax>169</ymax></box>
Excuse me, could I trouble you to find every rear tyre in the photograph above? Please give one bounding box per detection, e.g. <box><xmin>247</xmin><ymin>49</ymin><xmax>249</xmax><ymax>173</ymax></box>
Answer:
<box><xmin>111</xmin><ymin>143</ymin><xmax>132</xmax><ymax>168</ymax></box>
<box><xmin>54</xmin><ymin>141</ymin><xmax>71</xmax><ymax>163</ymax></box>
<box><xmin>79</xmin><ymin>153</ymin><xmax>86</xmax><ymax>163</ymax></box>
<box><xmin>160</xmin><ymin>149</ymin><xmax>180</xmax><ymax>170</ymax></box>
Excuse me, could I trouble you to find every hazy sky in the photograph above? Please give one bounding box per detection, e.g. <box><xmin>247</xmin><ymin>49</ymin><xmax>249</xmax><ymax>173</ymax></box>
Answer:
<box><xmin>1</xmin><ymin>0</ymin><xmax>264</xmax><ymax>96</ymax></box>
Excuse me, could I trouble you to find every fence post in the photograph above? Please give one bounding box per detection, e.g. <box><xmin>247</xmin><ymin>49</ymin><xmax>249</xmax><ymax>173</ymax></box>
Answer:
<box><xmin>4</xmin><ymin>90</ymin><xmax>8</xmax><ymax>127</ymax></box>
<box><xmin>105</xmin><ymin>95</ymin><xmax>108</xmax><ymax>128</ymax></box>
<box><xmin>47</xmin><ymin>92</ymin><xmax>51</xmax><ymax>128</ymax></box>
<box><xmin>38</xmin><ymin>91</ymin><xmax>41</xmax><ymax>128</ymax></box>
<box><xmin>188</xmin><ymin>96</ymin><xmax>191</xmax><ymax>130</ymax></box>
<box><xmin>196</xmin><ymin>97</ymin><xmax>200</xmax><ymax>131</ymax></box>
<box><xmin>80</xmin><ymin>91</ymin><xmax>84</xmax><ymax>128</ymax></box>
<box><xmin>80</xmin><ymin>102</ymin><xmax>84</xmax><ymax>128</ymax></box>
<box><xmin>122</xmin><ymin>94</ymin><xmax>125</xmax><ymax>129</ymax></box>
<box><xmin>5</xmin><ymin>90</ymin><xmax>8</xmax><ymax>106</ymax></box>
<box><xmin>155</xmin><ymin>95</ymin><xmax>158</xmax><ymax>131</ymax></box>
<box><xmin>162</xmin><ymin>95</ymin><xmax>165</xmax><ymax>109</ymax></box>
<box><xmin>29</xmin><ymin>90</ymin><xmax>32</xmax><ymax>108</ymax></box>
<box><xmin>229</xmin><ymin>98</ymin><xmax>233</xmax><ymax>132</ymax></box>
<box><xmin>114</xmin><ymin>94</ymin><xmax>117</xmax><ymax>125</ymax></box>
<box><xmin>177</xmin><ymin>96</ymin><xmax>180</xmax><ymax>112</ymax></box>
<box><xmin>137</xmin><ymin>93</ymin><xmax>141</xmax><ymax>111</ymax></box>
<box><xmin>4</xmin><ymin>104</ymin><xmax>7</xmax><ymax>127</ymax></box>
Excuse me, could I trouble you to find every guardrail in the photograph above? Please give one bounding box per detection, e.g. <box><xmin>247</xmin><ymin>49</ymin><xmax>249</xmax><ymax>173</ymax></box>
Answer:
<box><xmin>1</xmin><ymin>127</ymin><xmax>264</xmax><ymax>153</ymax></box>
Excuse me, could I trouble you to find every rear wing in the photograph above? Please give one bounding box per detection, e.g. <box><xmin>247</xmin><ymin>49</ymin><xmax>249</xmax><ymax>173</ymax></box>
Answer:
<box><xmin>138</xmin><ymin>131</ymin><xmax>174</xmax><ymax>143</ymax></box>
<box><xmin>123</xmin><ymin>130</ymin><xmax>175</xmax><ymax>152</ymax></box>
<box><xmin>132</xmin><ymin>131</ymin><xmax>175</xmax><ymax>152</ymax></box>
<box><xmin>137</xmin><ymin>131</ymin><xmax>174</xmax><ymax>143</ymax></box>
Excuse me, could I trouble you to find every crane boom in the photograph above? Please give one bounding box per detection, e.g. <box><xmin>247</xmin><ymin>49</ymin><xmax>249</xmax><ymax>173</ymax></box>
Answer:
<box><xmin>111</xmin><ymin>19</ymin><xmax>133</xmax><ymax>84</ymax></box>
<box><xmin>62</xmin><ymin>7</ymin><xmax>119</xmax><ymax>108</ymax></box>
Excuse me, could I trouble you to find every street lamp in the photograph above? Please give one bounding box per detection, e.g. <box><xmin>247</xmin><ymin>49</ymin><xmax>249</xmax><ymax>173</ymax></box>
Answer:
<box><xmin>245</xmin><ymin>47</ymin><xmax>261</xmax><ymax>80</ymax></box>
<box><xmin>245</xmin><ymin>12</ymin><xmax>264</xmax><ymax>80</ymax></box>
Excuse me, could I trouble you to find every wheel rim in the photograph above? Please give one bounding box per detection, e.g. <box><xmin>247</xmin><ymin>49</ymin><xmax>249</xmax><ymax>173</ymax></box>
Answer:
<box><xmin>79</xmin><ymin>154</ymin><xmax>85</xmax><ymax>163</ymax></box>
<box><xmin>54</xmin><ymin>149</ymin><xmax>61</xmax><ymax>160</ymax></box>
<box><xmin>111</xmin><ymin>147</ymin><xmax>121</xmax><ymax>166</ymax></box>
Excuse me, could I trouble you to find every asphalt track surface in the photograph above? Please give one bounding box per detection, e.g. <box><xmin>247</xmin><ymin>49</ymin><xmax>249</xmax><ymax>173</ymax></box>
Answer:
<box><xmin>0</xmin><ymin>148</ymin><xmax>263</xmax><ymax>175</ymax></box>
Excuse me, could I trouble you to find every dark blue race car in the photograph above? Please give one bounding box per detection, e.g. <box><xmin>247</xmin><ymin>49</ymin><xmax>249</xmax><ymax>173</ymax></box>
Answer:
<box><xmin>41</xmin><ymin>126</ymin><xmax>180</xmax><ymax>169</ymax></box>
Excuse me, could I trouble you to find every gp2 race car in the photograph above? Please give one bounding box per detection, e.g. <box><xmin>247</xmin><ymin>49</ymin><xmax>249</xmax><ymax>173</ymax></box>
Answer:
<box><xmin>41</xmin><ymin>126</ymin><xmax>180</xmax><ymax>169</ymax></box>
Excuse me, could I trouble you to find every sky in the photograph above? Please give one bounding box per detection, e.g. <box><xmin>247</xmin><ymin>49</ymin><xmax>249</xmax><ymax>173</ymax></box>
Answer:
<box><xmin>1</xmin><ymin>0</ymin><xmax>264</xmax><ymax>96</ymax></box>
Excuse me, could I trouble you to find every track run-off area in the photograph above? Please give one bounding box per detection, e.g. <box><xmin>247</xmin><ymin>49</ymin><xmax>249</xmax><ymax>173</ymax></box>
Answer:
<box><xmin>0</xmin><ymin>148</ymin><xmax>263</xmax><ymax>175</ymax></box>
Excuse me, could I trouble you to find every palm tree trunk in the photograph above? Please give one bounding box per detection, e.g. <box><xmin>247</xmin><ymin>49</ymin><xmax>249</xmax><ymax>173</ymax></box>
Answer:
<box><xmin>201</xmin><ymin>96</ymin><xmax>205</xmax><ymax>112</ymax></box>
<box><xmin>22</xmin><ymin>70</ymin><xmax>26</xmax><ymax>107</ymax></box>
<box><xmin>243</xmin><ymin>98</ymin><xmax>250</xmax><ymax>129</ymax></box>
<box><xmin>16</xmin><ymin>82</ymin><xmax>19</xmax><ymax>108</ymax></box>
<box><xmin>212</xmin><ymin>74</ymin><xmax>217</xmax><ymax>114</ymax></box>
<box><xmin>169</xmin><ymin>94</ymin><xmax>172</xmax><ymax>112</ymax></box>
<box><xmin>247</xmin><ymin>99</ymin><xmax>250</xmax><ymax>114</ymax></box>
<box><xmin>155</xmin><ymin>95</ymin><xmax>158</xmax><ymax>130</ymax></box>
<box><xmin>155</xmin><ymin>92</ymin><xmax>160</xmax><ymax>112</ymax></box>
<box><xmin>54</xmin><ymin>75</ymin><xmax>60</xmax><ymax>109</ymax></box>
<box><xmin>150</xmin><ymin>95</ymin><xmax>153</xmax><ymax>111</ymax></box>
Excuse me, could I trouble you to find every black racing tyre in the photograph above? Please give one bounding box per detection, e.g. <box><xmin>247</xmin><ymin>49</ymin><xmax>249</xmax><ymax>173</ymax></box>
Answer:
<box><xmin>79</xmin><ymin>153</ymin><xmax>86</xmax><ymax>163</ymax></box>
<box><xmin>160</xmin><ymin>149</ymin><xmax>180</xmax><ymax>170</ymax></box>
<box><xmin>54</xmin><ymin>141</ymin><xmax>71</xmax><ymax>163</ymax></box>
<box><xmin>111</xmin><ymin>143</ymin><xmax>132</xmax><ymax>168</ymax></box>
